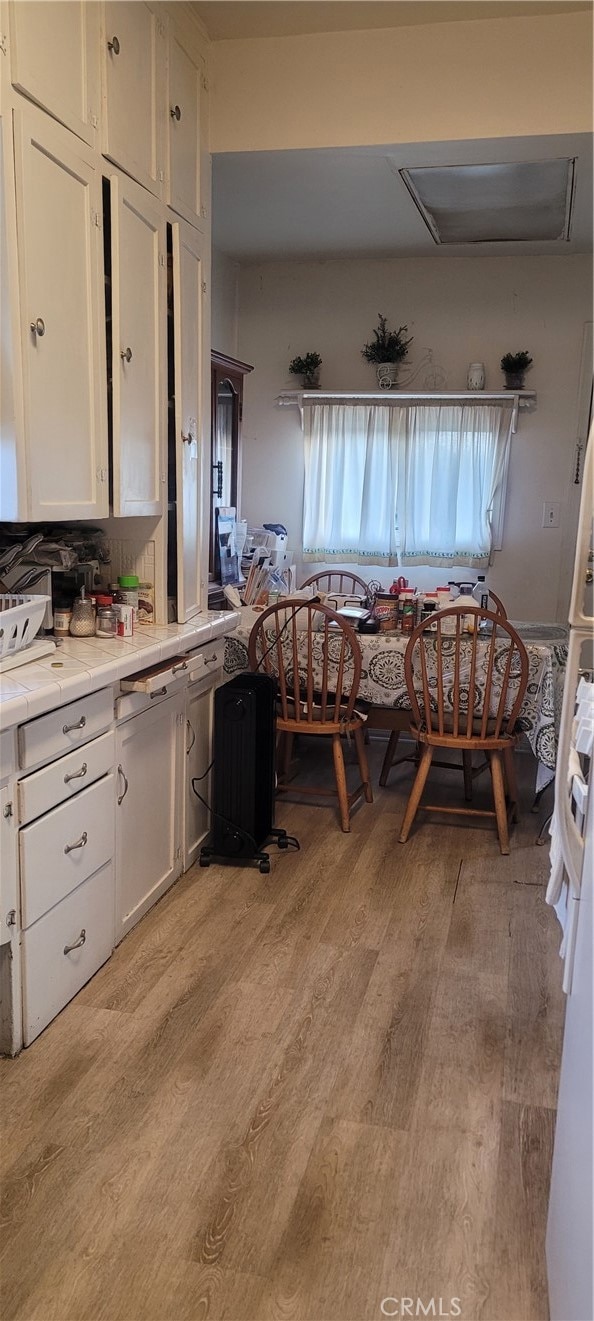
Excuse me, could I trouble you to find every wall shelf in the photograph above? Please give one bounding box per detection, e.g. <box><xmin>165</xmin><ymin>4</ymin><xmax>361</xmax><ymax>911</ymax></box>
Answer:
<box><xmin>276</xmin><ymin>389</ymin><xmax>536</xmax><ymax>433</ymax></box>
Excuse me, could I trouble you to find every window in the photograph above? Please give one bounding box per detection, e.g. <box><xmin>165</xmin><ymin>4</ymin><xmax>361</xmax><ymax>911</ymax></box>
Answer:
<box><xmin>303</xmin><ymin>401</ymin><xmax>514</xmax><ymax>569</ymax></box>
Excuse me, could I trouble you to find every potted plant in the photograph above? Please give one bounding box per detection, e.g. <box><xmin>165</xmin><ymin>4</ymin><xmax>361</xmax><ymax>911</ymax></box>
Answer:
<box><xmin>289</xmin><ymin>351</ymin><xmax>322</xmax><ymax>389</ymax></box>
<box><xmin>500</xmin><ymin>350</ymin><xmax>533</xmax><ymax>390</ymax></box>
<box><xmin>361</xmin><ymin>314</ymin><xmax>413</xmax><ymax>389</ymax></box>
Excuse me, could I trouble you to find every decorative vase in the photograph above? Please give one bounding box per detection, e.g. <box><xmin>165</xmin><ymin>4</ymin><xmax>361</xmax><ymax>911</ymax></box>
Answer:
<box><xmin>504</xmin><ymin>371</ymin><xmax>525</xmax><ymax>390</ymax></box>
<box><xmin>467</xmin><ymin>362</ymin><xmax>486</xmax><ymax>391</ymax></box>
<box><xmin>376</xmin><ymin>363</ymin><xmax>400</xmax><ymax>390</ymax></box>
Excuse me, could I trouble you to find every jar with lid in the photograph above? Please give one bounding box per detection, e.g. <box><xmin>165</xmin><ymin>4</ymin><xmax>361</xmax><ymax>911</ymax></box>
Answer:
<box><xmin>69</xmin><ymin>587</ymin><xmax>95</xmax><ymax>637</ymax></box>
<box><xmin>116</xmin><ymin>574</ymin><xmax>139</xmax><ymax>613</ymax></box>
<box><xmin>53</xmin><ymin>604</ymin><xmax>73</xmax><ymax>637</ymax></box>
<box><xmin>95</xmin><ymin>605</ymin><xmax>119</xmax><ymax>638</ymax></box>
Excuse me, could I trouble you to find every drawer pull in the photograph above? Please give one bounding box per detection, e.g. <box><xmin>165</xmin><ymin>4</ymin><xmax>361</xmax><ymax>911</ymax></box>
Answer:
<box><xmin>64</xmin><ymin>929</ymin><xmax>86</xmax><ymax>955</ymax></box>
<box><xmin>150</xmin><ymin>686</ymin><xmax>168</xmax><ymax>699</ymax></box>
<box><xmin>64</xmin><ymin>831</ymin><xmax>88</xmax><ymax>855</ymax></box>
<box><xmin>204</xmin><ymin>653</ymin><xmax>219</xmax><ymax>666</ymax></box>
<box><xmin>64</xmin><ymin>762</ymin><xmax>88</xmax><ymax>785</ymax></box>
<box><xmin>186</xmin><ymin>719</ymin><xmax>196</xmax><ymax>755</ymax></box>
<box><xmin>117</xmin><ymin>764</ymin><xmax>129</xmax><ymax>805</ymax></box>
<box><xmin>172</xmin><ymin>660</ymin><xmax>188</xmax><ymax>674</ymax></box>
<box><xmin>63</xmin><ymin>715</ymin><xmax>86</xmax><ymax>734</ymax></box>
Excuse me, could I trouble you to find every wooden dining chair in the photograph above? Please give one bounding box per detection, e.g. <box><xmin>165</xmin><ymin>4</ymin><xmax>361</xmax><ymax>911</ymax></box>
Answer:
<box><xmin>299</xmin><ymin>570</ymin><xmax>370</xmax><ymax>598</ymax></box>
<box><xmin>398</xmin><ymin>608</ymin><xmax>529</xmax><ymax>853</ymax></box>
<box><xmin>247</xmin><ymin>601</ymin><xmax>373</xmax><ymax>831</ymax></box>
<box><xmin>380</xmin><ymin>590</ymin><xmax>508</xmax><ymax>788</ymax></box>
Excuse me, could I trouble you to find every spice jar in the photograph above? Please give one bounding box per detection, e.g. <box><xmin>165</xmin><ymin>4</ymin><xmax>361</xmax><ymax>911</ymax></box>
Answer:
<box><xmin>69</xmin><ymin>587</ymin><xmax>95</xmax><ymax>637</ymax></box>
<box><xmin>95</xmin><ymin>605</ymin><xmax>119</xmax><ymax>638</ymax></box>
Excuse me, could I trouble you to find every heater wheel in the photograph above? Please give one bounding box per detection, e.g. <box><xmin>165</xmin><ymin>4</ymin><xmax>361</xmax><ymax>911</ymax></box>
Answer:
<box><xmin>259</xmin><ymin>858</ymin><xmax>270</xmax><ymax>874</ymax></box>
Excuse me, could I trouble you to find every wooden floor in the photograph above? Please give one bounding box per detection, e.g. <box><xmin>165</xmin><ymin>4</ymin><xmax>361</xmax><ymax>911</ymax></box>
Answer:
<box><xmin>0</xmin><ymin>739</ymin><xmax>565</xmax><ymax>1321</ymax></box>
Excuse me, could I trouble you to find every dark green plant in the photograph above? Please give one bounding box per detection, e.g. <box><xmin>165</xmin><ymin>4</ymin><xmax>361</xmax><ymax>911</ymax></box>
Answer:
<box><xmin>289</xmin><ymin>351</ymin><xmax>322</xmax><ymax>382</ymax></box>
<box><xmin>500</xmin><ymin>350</ymin><xmax>533</xmax><ymax>373</ymax></box>
<box><xmin>361</xmin><ymin>314</ymin><xmax>413</xmax><ymax>365</ymax></box>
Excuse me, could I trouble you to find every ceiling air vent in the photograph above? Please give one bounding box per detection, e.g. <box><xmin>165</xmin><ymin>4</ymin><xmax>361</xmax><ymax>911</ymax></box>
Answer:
<box><xmin>399</xmin><ymin>158</ymin><xmax>576</xmax><ymax>244</ymax></box>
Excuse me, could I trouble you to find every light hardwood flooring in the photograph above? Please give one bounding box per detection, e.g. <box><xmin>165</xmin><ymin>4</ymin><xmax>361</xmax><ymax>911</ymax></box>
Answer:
<box><xmin>0</xmin><ymin>739</ymin><xmax>565</xmax><ymax>1321</ymax></box>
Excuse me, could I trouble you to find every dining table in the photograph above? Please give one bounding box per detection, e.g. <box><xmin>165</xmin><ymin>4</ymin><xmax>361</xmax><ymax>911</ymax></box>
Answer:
<box><xmin>223</xmin><ymin>609</ymin><xmax>568</xmax><ymax>793</ymax></box>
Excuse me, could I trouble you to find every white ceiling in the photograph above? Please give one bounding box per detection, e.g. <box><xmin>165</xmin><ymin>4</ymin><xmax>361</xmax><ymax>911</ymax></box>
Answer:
<box><xmin>192</xmin><ymin>1</ymin><xmax>591</xmax><ymax>42</ymax></box>
<box><xmin>212</xmin><ymin>134</ymin><xmax>593</xmax><ymax>262</ymax></box>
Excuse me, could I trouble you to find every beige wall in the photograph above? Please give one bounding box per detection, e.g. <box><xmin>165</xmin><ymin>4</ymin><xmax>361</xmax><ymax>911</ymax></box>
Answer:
<box><xmin>210</xmin><ymin>12</ymin><xmax>592</xmax><ymax>153</ymax></box>
<box><xmin>236</xmin><ymin>252</ymin><xmax>592</xmax><ymax>622</ymax></box>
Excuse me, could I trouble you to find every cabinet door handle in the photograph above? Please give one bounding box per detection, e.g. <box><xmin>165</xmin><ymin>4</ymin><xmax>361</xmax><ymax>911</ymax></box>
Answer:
<box><xmin>204</xmin><ymin>653</ymin><xmax>219</xmax><ymax>666</ymax></box>
<box><xmin>117</xmin><ymin>764</ymin><xmax>128</xmax><ymax>805</ymax></box>
<box><xmin>186</xmin><ymin>719</ymin><xmax>196</xmax><ymax>755</ymax></box>
<box><xmin>64</xmin><ymin>831</ymin><xmax>88</xmax><ymax>855</ymax></box>
<box><xmin>30</xmin><ymin>317</ymin><xmax>45</xmax><ymax>337</ymax></box>
<box><xmin>64</xmin><ymin>762</ymin><xmax>87</xmax><ymax>785</ymax></box>
<box><xmin>64</xmin><ymin>929</ymin><xmax>86</xmax><ymax>955</ymax></box>
<box><xmin>170</xmin><ymin>104</ymin><xmax>181</xmax><ymax>121</ymax></box>
<box><xmin>150</xmin><ymin>686</ymin><xmax>168</xmax><ymax>699</ymax></box>
<box><xmin>181</xmin><ymin>432</ymin><xmax>193</xmax><ymax>444</ymax></box>
<box><xmin>212</xmin><ymin>460</ymin><xmax>223</xmax><ymax>498</ymax></box>
<box><xmin>172</xmin><ymin>660</ymin><xmax>188</xmax><ymax>674</ymax></box>
<box><xmin>120</xmin><ymin>346</ymin><xmax>132</xmax><ymax>363</ymax></box>
<box><xmin>107</xmin><ymin>35</ymin><xmax>120</xmax><ymax>54</ymax></box>
<box><xmin>63</xmin><ymin>715</ymin><xmax>86</xmax><ymax>734</ymax></box>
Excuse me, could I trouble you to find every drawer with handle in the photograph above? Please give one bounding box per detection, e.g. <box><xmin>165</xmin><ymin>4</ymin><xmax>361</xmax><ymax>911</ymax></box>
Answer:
<box><xmin>18</xmin><ymin>687</ymin><xmax>114</xmax><ymax>772</ymax></box>
<box><xmin>185</xmin><ymin>641</ymin><xmax>224</xmax><ymax>684</ymax></box>
<box><xmin>17</xmin><ymin>731</ymin><xmax>115</xmax><ymax>826</ymax></box>
<box><xmin>116</xmin><ymin>655</ymin><xmax>190</xmax><ymax>721</ymax></box>
<box><xmin>21</xmin><ymin>859</ymin><xmax>114</xmax><ymax>1046</ymax></box>
<box><xmin>19</xmin><ymin>774</ymin><xmax>114</xmax><ymax>928</ymax></box>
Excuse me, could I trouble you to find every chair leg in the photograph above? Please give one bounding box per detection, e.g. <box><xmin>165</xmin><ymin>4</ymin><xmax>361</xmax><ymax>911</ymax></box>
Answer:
<box><xmin>332</xmin><ymin>733</ymin><xmax>351</xmax><ymax>832</ymax></box>
<box><xmin>379</xmin><ymin>730</ymin><xmax>400</xmax><ymax>788</ymax></box>
<box><xmin>399</xmin><ymin>745</ymin><xmax>434</xmax><ymax>843</ymax></box>
<box><xmin>462</xmin><ymin>751</ymin><xmax>473</xmax><ymax>802</ymax></box>
<box><xmin>489</xmin><ymin>750</ymin><xmax>510</xmax><ymax>854</ymax></box>
<box><xmin>353</xmin><ymin>725</ymin><xmax>373</xmax><ymax>803</ymax></box>
<box><xmin>503</xmin><ymin>745</ymin><xmax>520</xmax><ymax>822</ymax></box>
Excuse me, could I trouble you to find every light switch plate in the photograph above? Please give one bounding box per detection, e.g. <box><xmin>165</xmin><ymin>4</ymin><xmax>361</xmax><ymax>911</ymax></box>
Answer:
<box><xmin>542</xmin><ymin>502</ymin><xmax>560</xmax><ymax>528</ymax></box>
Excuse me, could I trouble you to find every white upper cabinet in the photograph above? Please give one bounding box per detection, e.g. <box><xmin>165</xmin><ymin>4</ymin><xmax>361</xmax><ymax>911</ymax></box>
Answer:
<box><xmin>172</xmin><ymin>217</ymin><xmax>206</xmax><ymax>621</ymax></box>
<box><xmin>167</xmin><ymin>27</ymin><xmax>205</xmax><ymax>229</ymax></box>
<box><xmin>109</xmin><ymin>171</ymin><xmax>166</xmax><ymax>517</ymax></box>
<box><xmin>12</xmin><ymin>105</ymin><xmax>108</xmax><ymax>519</ymax></box>
<box><xmin>7</xmin><ymin>1</ymin><xmax>101</xmax><ymax>147</ymax></box>
<box><xmin>101</xmin><ymin>1</ymin><xmax>165</xmax><ymax>199</ymax></box>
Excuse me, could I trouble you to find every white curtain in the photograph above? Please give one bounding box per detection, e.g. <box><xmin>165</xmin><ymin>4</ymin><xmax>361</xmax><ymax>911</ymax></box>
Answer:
<box><xmin>303</xmin><ymin>401</ymin><xmax>513</xmax><ymax>569</ymax></box>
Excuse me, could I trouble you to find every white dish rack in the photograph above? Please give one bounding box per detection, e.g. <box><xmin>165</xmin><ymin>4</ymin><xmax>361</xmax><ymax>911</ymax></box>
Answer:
<box><xmin>0</xmin><ymin>595</ymin><xmax>52</xmax><ymax>670</ymax></box>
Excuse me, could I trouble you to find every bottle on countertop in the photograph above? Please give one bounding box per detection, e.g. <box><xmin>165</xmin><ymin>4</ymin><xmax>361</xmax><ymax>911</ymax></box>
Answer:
<box><xmin>472</xmin><ymin>574</ymin><xmax>490</xmax><ymax>610</ymax></box>
<box><xmin>69</xmin><ymin>586</ymin><xmax>95</xmax><ymax>637</ymax></box>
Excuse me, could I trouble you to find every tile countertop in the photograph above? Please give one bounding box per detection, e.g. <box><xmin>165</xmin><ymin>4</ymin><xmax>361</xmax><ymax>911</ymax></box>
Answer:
<box><xmin>0</xmin><ymin>610</ymin><xmax>241</xmax><ymax>731</ymax></box>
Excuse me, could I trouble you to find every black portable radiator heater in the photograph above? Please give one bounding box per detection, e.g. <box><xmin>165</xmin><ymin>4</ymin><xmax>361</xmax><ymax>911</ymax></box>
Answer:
<box><xmin>198</xmin><ymin>672</ymin><xmax>288</xmax><ymax>873</ymax></box>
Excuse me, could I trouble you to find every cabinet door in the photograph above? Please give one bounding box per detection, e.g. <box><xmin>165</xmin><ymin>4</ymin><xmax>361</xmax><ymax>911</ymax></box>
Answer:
<box><xmin>184</xmin><ymin>678</ymin><xmax>213</xmax><ymax>868</ymax></box>
<box><xmin>8</xmin><ymin>1</ymin><xmax>100</xmax><ymax>147</ymax></box>
<box><xmin>110</xmin><ymin>172</ymin><xmax>166</xmax><ymax>516</ymax></box>
<box><xmin>115</xmin><ymin>694</ymin><xmax>183</xmax><ymax>943</ymax></box>
<box><xmin>172</xmin><ymin>218</ymin><xmax>206</xmax><ymax>621</ymax></box>
<box><xmin>101</xmin><ymin>1</ymin><xmax>165</xmax><ymax>199</ymax></box>
<box><xmin>167</xmin><ymin>29</ymin><xmax>204</xmax><ymax>229</ymax></box>
<box><xmin>13</xmin><ymin>106</ymin><xmax>108</xmax><ymax>519</ymax></box>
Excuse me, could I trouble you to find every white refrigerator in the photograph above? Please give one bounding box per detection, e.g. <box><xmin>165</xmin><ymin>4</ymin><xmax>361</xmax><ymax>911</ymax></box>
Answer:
<box><xmin>546</xmin><ymin>424</ymin><xmax>593</xmax><ymax>1321</ymax></box>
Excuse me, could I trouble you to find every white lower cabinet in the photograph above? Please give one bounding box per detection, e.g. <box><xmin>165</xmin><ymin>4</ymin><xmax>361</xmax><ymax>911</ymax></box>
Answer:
<box><xmin>184</xmin><ymin>676</ymin><xmax>214</xmax><ymax>868</ymax></box>
<box><xmin>115</xmin><ymin>691</ymin><xmax>184</xmax><ymax>943</ymax></box>
<box><xmin>22</xmin><ymin>860</ymin><xmax>115</xmax><ymax>1047</ymax></box>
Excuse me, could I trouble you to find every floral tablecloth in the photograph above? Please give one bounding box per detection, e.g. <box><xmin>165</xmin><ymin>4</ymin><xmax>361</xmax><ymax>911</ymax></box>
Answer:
<box><xmin>223</xmin><ymin>612</ymin><xmax>567</xmax><ymax>792</ymax></box>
